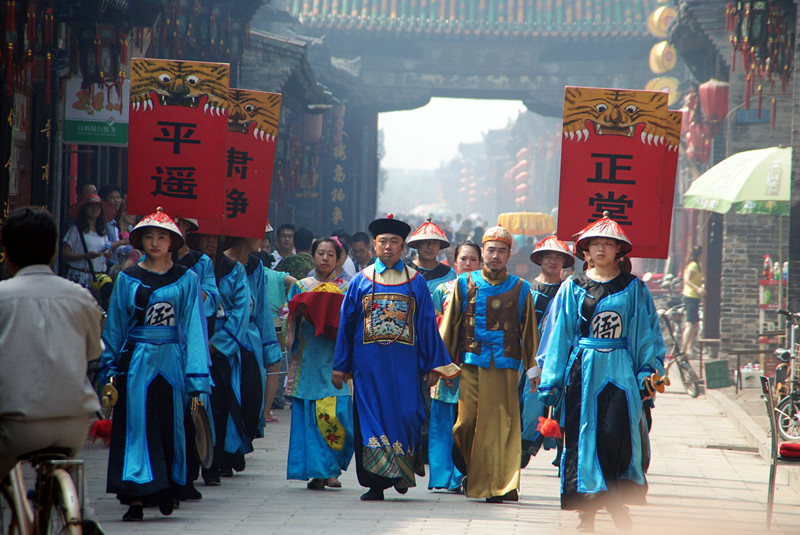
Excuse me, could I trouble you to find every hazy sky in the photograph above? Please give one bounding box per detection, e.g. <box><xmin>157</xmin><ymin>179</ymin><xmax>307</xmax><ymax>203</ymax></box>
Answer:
<box><xmin>378</xmin><ymin>97</ymin><xmax>527</xmax><ymax>170</ymax></box>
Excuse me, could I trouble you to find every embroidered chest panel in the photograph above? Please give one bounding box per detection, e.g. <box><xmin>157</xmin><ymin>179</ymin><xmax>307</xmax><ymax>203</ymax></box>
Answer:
<box><xmin>361</xmin><ymin>292</ymin><xmax>416</xmax><ymax>345</ymax></box>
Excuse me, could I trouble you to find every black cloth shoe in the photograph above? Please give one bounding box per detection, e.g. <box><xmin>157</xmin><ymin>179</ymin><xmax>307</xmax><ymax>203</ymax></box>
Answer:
<box><xmin>577</xmin><ymin>511</ymin><xmax>596</xmax><ymax>532</ymax></box>
<box><xmin>231</xmin><ymin>453</ymin><xmax>246</xmax><ymax>472</ymax></box>
<box><xmin>184</xmin><ymin>484</ymin><xmax>203</xmax><ymax>501</ymax></box>
<box><xmin>158</xmin><ymin>492</ymin><xmax>174</xmax><ymax>516</ymax></box>
<box><xmin>307</xmin><ymin>478</ymin><xmax>325</xmax><ymax>490</ymax></box>
<box><xmin>202</xmin><ymin>468</ymin><xmax>221</xmax><ymax>486</ymax></box>
<box><xmin>219</xmin><ymin>467</ymin><xmax>234</xmax><ymax>478</ymax></box>
<box><xmin>485</xmin><ymin>496</ymin><xmax>504</xmax><ymax>503</ymax></box>
<box><xmin>607</xmin><ymin>505</ymin><xmax>632</xmax><ymax>531</ymax></box>
<box><xmin>360</xmin><ymin>488</ymin><xmax>384</xmax><ymax>501</ymax></box>
<box><xmin>394</xmin><ymin>482</ymin><xmax>408</xmax><ymax>495</ymax></box>
<box><xmin>122</xmin><ymin>504</ymin><xmax>143</xmax><ymax>522</ymax></box>
<box><xmin>502</xmin><ymin>489</ymin><xmax>519</xmax><ymax>502</ymax></box>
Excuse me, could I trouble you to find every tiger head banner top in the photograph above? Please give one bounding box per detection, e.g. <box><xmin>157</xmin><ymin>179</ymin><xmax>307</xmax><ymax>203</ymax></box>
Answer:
<box><xmin>196</xmin><ymin>88</ymin><xmax>282</xmax><ymax>238</ymax></box>
<box><xmin>126</xmin><ymin>58</ymin><xmax>230</xmax><ymax>220</ymax></box>
<box><xmin>556</xmin><ymin>86</ymin><xmax>681</xmax><ymax>259</ymax></box>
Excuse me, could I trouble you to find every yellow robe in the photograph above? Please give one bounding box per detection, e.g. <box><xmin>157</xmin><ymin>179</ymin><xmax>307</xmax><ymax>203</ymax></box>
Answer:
<box><xmin>439</xmin><ymin>267</ymin><xmax>539</xmax><ymax>499</ymax></box>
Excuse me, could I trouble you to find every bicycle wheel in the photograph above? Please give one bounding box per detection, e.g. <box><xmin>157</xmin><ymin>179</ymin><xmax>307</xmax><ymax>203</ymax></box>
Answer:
<box><xmin>775</xmin><ymin>396</ymin><xmax>800</xmax><ymax>441</ymax></box>
<box><xmin>677</xmin><ymin>358</ymin><xmax>702</xmax><ymax>398</ymax></box>
<box><xmin>38</xmin><ymin>469</ymin><xmax>81</xmax><ymax>535</ymax></box>
<box><xmin>0</xmin><ymin>483</ymin><xmax>21</xmax><ymax>535</ymax></box>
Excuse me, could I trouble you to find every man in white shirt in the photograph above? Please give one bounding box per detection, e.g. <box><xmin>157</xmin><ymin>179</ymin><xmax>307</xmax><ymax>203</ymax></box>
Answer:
<box><xmin>0</xmin><ymin>207</ymin><xmax>103</xmax><ymax>480</ymax></box>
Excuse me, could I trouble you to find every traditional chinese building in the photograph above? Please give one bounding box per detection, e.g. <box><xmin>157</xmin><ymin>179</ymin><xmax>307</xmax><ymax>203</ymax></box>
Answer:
<box><xmin>261</xmin><ymin>0</ymin><xmax>666</xmax><ymax>234</ymax></box>
<box><xmin>669</xmin><ymin>0</ymin><xmax>796</xmax><ymax>355</ymax></box>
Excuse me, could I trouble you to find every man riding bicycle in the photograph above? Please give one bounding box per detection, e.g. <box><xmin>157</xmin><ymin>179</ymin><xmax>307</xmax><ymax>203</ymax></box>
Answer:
<box><xmin>0</xmin><ymin>207</ymin><xmax>103</xmax><ymax>481</ymax></box>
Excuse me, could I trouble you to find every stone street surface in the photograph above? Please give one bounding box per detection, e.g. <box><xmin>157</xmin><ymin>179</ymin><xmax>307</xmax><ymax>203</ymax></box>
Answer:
<box><xmin>77</xmin><ymin>375</ymin><xmax>800</xmax><ymax>535</ymax></box>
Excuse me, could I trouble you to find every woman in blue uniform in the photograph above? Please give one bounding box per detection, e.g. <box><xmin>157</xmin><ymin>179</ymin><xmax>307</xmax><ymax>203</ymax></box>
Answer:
<box><xmin>224</xmin><ymin>237</ymin><xmax>282</xmax><ymax>453</ymax></box>
<box><xmin>284</xmin><ymin>238</ymin><xmax>354</xmax><ymax>490</ymax></box>
<box><xmin>191</xmin><ymin>232</ymin><xmax>252</xmax><ymax>485</ymax></box>
<box><xmin>428</xmin><ymin>240</ymin><xmax>481</xmax><ymax>492</ymax></box>
<box><xmin>537</xmin><ymin>215</ymin><xmax>664</xmax><ymax>532</ymax></box>
<box><xmin>100</xmin><ymin>209</ymin><xmax>211</xmax><ymax>522</ymax></box>
<box><xmin>520</xmin><ymin>236</ymin><xmax>574</xmax><ymax>468</ymax></box>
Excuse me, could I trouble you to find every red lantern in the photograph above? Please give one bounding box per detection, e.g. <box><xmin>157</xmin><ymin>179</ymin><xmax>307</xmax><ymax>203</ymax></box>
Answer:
<box><xmin>303</xmin><ymin>113</ymin><xmax>323</xmax><ymax>144</ymax></box>
<box><xmin>698</xmin><ymin>79</ymin><xmax>730</xmax><ymax>122</ymax></box>
<box><xmin>514</xmin><ymin>183</ymin><xmax>527</xmax><ymax>192</ymax></box>
<box><xmin>515</xmin><ymin>171</ymin><xmax>529</xmax><ymax>182</ymax></box>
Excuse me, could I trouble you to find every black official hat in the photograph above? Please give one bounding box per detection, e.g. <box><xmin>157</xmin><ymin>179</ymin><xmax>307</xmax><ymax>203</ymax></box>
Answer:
<box><xmin>368</xmin><ymin>213</ymin><xmax>411</xmax><ymax>240</ymax></box>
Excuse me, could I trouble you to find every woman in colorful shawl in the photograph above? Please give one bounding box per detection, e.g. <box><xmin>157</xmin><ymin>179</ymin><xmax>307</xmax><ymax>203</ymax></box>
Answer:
<box><xmin>284</xmin><ymin>237</ymin><xmax>354</xmax><ymax>490</ymax></box>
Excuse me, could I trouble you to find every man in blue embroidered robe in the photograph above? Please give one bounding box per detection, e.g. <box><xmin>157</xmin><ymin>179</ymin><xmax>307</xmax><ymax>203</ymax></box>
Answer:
<box><xmin>333</xmin><ymin>215</ymin><xmax>460</xmax><ymax>501</ymax></box>
<box><xmin>439</xmin><ymin>226</ymin><xmax>540</xmax><ymax>502</ymax></box>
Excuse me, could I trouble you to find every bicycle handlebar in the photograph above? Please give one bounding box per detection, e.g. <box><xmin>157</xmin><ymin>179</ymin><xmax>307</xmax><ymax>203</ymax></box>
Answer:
<box><xmin>776</xmin><ymin>309</ymin><xmax>800</xmax><ymax>325</ymax></box>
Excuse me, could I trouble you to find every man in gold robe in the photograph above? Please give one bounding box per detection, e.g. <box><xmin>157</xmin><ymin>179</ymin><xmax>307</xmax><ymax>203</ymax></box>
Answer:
<box><xmin>439</xmin><ymin>226</ymin><xmax>540</xmax><ymax>502</ymax></box>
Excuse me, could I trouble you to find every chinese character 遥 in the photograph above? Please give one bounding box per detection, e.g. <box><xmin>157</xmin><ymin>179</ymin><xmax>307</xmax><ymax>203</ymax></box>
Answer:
<box><xmin>151</xmin><ymin>166</ymin><xmax>199</xmax><ymax>199</ymax></box>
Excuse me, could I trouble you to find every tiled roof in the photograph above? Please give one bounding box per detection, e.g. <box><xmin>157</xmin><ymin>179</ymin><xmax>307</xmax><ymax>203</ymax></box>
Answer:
<box><xmin>288</xmin><ymin>0</ymin><xmax>658</xmax><ymax>38</ymax></box>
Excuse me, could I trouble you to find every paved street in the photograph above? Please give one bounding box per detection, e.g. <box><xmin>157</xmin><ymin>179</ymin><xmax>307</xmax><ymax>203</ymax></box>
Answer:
<box><xmin>75</xmin><ymin>383</ymin><xmax>800</xmax><ymax>534</ymax></box>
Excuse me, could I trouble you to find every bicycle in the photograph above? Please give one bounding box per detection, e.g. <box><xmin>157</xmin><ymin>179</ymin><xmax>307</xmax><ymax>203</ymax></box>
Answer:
<box><xmin>658</xmin><ymin>304</ymin><xmax>704</xmax><ymax>398</ymax></box>
<box><xmin>0</xmin><ymin>448</ymin><xmax>84</xmax><ymax>535</ymax></box>
<box><xmin>770</xmin><ymin>309</ymin><xmax>800</xmax><ymax>441</ymax></box>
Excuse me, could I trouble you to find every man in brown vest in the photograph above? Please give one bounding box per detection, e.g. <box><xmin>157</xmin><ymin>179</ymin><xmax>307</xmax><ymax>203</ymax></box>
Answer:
<box><xmin>439</xmin><ymin>226</ymin><xmax>540</xmax><ymax>503</ymax></box>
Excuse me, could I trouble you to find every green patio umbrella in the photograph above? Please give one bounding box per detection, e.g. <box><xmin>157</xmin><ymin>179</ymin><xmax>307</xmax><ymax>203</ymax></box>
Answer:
<box><xmin>683</xmin><ymin>146</ymin><xmax>791</xmax><ymax>215</ymax></box>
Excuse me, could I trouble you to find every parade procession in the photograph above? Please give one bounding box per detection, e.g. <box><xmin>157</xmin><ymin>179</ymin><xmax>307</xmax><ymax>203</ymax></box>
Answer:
<box><xmin>2</xmin><ymin>0</ymin><xmax>800</xmax><ymax>533</ymax></box>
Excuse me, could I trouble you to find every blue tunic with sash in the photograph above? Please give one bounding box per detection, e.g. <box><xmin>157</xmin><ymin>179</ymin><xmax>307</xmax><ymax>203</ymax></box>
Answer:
<box><xmin>101</xmin><ymin>264</ymin><xmax>211</xmax><ymax>497</ymax></box>
<box><xmin>428</xmin><ymin>278</ymin><xmax>463</xmax><ymax>490</ymax></box>
<box><xmin>210</xmin><ymin>256</ymin><xmax>252</xmax><ymax>456</ymax></box>
<box><xmin>538</xmin><ymin>272</ymin><xmax>664</xmax><ymax>510</ymax></box>
<box><xmin>520</xmin><ymin>280</ymin><xmax>562</xmax><ymax>451</ymax></box>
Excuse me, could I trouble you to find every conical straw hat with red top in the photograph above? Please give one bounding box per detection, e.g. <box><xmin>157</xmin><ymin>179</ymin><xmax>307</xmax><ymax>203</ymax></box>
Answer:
<box><xmin>129</xmin><ymin>207</ymin><xmax>185</xmax><ymax>251</ymax></box>
<box><xmin>530</xmin><ymin>235</ymin><xmax>575</xmax><ymax>267</ymax></box>
<box><xmin>407</xmin><ymin>218</ymin><xmax>450</xmax><ymax>249</ymax></box>
<box><xmin>573</xmin><ymin>211</ymin><xmax>632</xmax><ymax>259</ymax></box>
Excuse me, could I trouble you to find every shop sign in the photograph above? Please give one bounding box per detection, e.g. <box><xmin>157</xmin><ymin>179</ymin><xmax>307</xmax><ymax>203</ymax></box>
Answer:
<box><xmin>63</xmin><ymin>77</ymin><xmax>130</xmax><ymax>146</ymax></box>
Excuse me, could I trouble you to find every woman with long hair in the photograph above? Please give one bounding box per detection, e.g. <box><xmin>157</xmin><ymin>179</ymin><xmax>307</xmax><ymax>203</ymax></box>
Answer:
<box><xmin>428</xmin><ymin>240</ymin><xmax>482</xmax><ymax>492</ymax></box>
<box><xmin>681</xmin><ymin>245</ymin><xmax>705</xmax><ymax>357</ymax></box>
<box><xmin>61</xmin><ymin>195</ymin><xmax>116</xmax><ymax>289</ymax></box>
<box><xmin>283</xmin><ymin>237</ymin><xmax>354</xmax><ymax>490</ymax></box>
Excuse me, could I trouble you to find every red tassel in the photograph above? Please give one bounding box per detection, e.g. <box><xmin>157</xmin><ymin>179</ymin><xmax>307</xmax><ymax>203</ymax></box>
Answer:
<box><xmin>744</xmin><ymin>74</ymin><xmax>751</xmax><ymax>109</ymax></box>
<box><xmin>771</xmin><ymin>97</ymin><xmax>777</xmax><ymax>130</ymax></box>
<box><xmin>94</xmin><ymin>30</ymin><xmax>102</xmax><ymax>79</ymax></box>
<box><xmin>26</xmin><ymin>4</ymin><xmax>34</xmax><ymax>45</ymax></box>
<box><xmin>117</xmin><ymin>69</ymin><xmax>125</xmax><ymax>111</ymax></box>
<box><xmin>6</xmin><ymin>1</ymin><xmax>14</xmax><ymax>34</ymax></box>
<box><xmin>89</xmin><ymin>419</ymin><xmax>113</xmax><ymax>446</ymax></box>
<box><xmin>120</xmin><ymin>31</ymin><xmax>128</xmax><ymax>65</ymax></box>
<box><xmin>536</xmin><ymin>416</ymin><xmax>562</xmax><ymax>439</ymax></box>
<box><xmin>44</xmin><ymin>52</ymin><xmax>51</xmax><ymax>105</ymax></box>
<box><xmin>45</xmin><ymin>7</ymin><xmax>54</xmax><ymax>46</ymax></box>
<box><xmin>6</xmin><ymin>42</ymin><xmax>13</xmax><ymax>97</ymax></box>
<box><xmin>757</xmin><ymin>84</ymin><xmax>763</xmax><ymax>118</ymax></box>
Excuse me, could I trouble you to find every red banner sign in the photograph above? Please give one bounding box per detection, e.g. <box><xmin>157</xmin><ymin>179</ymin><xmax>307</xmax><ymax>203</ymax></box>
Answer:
<box><xmin>126</xmin><ymin>58</ymin><xmax>230</xmax><ymax>221</ymax></box>
<box><xmin>195</xmin><ymin>89</ymin><xmax>282</xmax><ymax>238</ymax></box>
<box><xmin>556</xmin><ymin>87</ymin><xmax>681</xmax><ymax>259</ymax></box>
